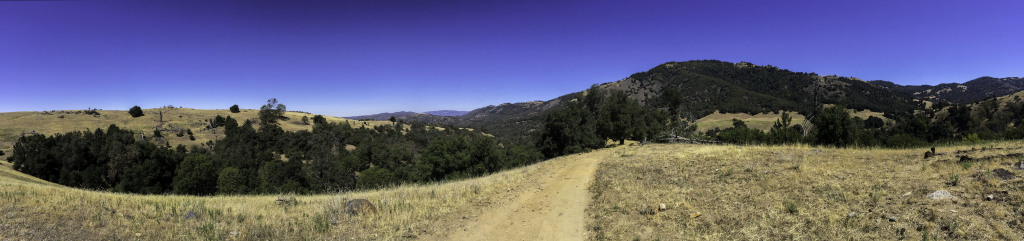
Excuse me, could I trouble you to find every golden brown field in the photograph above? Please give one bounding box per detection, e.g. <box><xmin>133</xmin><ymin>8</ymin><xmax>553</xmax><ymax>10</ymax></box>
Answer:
<box><xmin>695</xmin><ymin>109</ymin><xmax>886</xmax><ymax>132</ymax></box>
<box><xmin>587</xmin><ymin>142</ymin><xmax>1024</xmax><ymax>240</ymax></box>
<box><xmin>3</xmin><ymin>123</ymin><xmax>1023</xmax><ymax>240</ymax></box>
<box><xmin>0</xmin><ymin>108</ymin><xmax>395</xmax><ymax>158</ymax></box>
<box><xmin>0</xmin><ymin>147</ymin><xmax>581</xmax><ymax>240</ymax></box>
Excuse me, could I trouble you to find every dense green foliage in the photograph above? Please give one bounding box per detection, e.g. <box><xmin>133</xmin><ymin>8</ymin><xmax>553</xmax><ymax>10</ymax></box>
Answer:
<box><xmin>8</xmin><ymin>102</ymin><xmax>543</xmax><ymax>195</ymax></box>
<box><xmin>703</xmin><ymin>96</ymin><xmax>1024</xmax><ymax>147</ymax></box>
<box><xmin>7</xmin><ymin>125</ymin><xmax>181</xmax><ymax>193</ymax></box>
<box><xmin>635</xmin><ymin>60</ymin><xmax>919</xmax><ymax>120</ymax></box>
<box><xmin>229</xmin><ymin>104</ymin><xmax>240</xmax><ymax>113</ymax></box>
<box><xmin>259</xmin><ymin>98</ymin><xmax>286</xmax><ymax>125</ymax></box>
<box><xmin>129</xmin><ymin>106</ymin><xmax>144</xmax><ymax>118</ymax></box>
<box><xmin>537</xmin><ymin>86</ymin><xmax>666</xmax><ymax>158</ymax></box>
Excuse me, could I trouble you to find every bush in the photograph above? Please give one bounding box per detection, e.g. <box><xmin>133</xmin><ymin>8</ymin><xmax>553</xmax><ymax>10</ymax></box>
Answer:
<box><xmin>217</xmin><ymin>167</ymin><xmax>248</xmax><ymax>194</ymax></box>
<box><xmin>230</xmin><ymin>104</ymin><xmax>240</xmax><ymax>113</ymax></box>
<box><xmin>173</xmin><ymin>154</ymin><xmax>218</xmax><ymax>195</ymax></box>
<box><xmin>356</xmin><ymin>166</ymin><xmax>396</xmax><ymax>190</ymax></box>
<box><xmin>129</xmin><ymin>106</ymin><xmax>144</xmax><ymax>118</ymax></box>
<box><xmin>812</xmin><ymin>105</ymin><xmax>857</xmax><ymax>147</ymax></box>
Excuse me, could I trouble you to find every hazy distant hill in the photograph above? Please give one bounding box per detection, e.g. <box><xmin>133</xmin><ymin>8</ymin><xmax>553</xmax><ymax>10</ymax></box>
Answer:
<box><xmin>424</xmin><ymin>110</ymin><xmax>469</xmax><ymax>117</ymax></box>
<box><xmin>345</xmin><ymin>111</ymin><xmax>460</xmax><ymax>126</ymax></box>
<box><xmin>869</xmin><ymin>77</ymin><xmax>1024</xmax><ymax>104</ymax></box>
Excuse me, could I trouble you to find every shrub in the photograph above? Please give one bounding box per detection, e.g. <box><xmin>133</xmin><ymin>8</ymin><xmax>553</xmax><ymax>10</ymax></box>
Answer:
<box><xmin>230</xmin><ymin>104</ymin><xmax>240</xmax><ymax>113</ymax></box>
<box><xmin>129</xmin><ymin>106</ymin><xmax>144</xmax><ymax>118</ymax></box>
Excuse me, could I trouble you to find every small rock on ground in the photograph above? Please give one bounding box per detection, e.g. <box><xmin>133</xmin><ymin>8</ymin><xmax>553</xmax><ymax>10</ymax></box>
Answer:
<box><xmin>926</xmin><ymin>190</ymin><xmax>957</xmax><ymax>200</ymax></box>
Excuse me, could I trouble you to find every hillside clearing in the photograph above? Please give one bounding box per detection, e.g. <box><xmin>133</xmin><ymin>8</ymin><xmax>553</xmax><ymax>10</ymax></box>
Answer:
<box><xmin>0</xmin><ymin>108</ymin><xmax>395</xmax><ymax>157</ymax></box>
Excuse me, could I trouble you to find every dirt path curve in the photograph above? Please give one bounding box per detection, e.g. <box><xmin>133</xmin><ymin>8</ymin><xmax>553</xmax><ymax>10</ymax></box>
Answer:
<box><xmin>446</xmin><ymin>150</ymin><xmax>606</xmax><ymax>241</ymax></box>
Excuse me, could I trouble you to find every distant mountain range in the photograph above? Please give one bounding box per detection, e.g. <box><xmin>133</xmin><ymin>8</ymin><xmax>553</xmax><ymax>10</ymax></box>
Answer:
<box><xmin>869</xmin><ymin>77</ymin><xmax>1024</xmax><ymax>104</ymax></box>
<box><xmin>344</xmin><ymin>110</ymin><xmax>469</xmax><ymax>126</ymax></box>
<box><xmin>347</xmin><ymin>60</ymin><xmax>1021</xmax><ymax>146</ymax></box>
<box><xmin>424</xmin><ymin>110</ymin><xmax>470</xmax><ymax>116</ymax></box>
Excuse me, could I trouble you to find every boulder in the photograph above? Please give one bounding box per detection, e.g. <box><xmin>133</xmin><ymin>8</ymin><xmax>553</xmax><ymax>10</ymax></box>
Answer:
<box><xmin>345</xmin><ymin>199</ymin><xmax>377</xmax><ymax>216</ymax></box>
<box><xmin>926</xmin><ymin>190</ymin><xmax>957</xmax><ymax>200</ymax></box>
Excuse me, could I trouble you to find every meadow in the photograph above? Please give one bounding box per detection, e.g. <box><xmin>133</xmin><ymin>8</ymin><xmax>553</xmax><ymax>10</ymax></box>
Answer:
<box><xmin>588</xmin><ymin>142</ymin><xmax>1024</xmax><ymax>240</ymax></box>
<box><xmin>0</xmin><ymin>107</ymin><xmax>394</xmax><ymax>157</ymax></box>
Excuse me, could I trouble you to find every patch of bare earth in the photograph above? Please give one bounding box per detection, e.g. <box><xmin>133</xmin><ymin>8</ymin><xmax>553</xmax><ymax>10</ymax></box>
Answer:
<box><xmin>443</xmin><ymin>150</ymin><xmax>606</xmax><ymax>241</ymax></box>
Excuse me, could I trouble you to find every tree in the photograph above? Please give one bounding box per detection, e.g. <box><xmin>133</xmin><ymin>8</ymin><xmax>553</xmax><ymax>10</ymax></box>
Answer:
<box><xmin>259</xmin><ymin>98</ymin><xmax>287</xmax><ymax>126</ymax></box>
<box><xmin>129</xmin><ymin>106</ymin><xmax>144</xmax><ymax>118</ymax></box>
<box><xmin>230</xmin><ymin>104</ymin><xmax>240</xmax><ymax>113</ymax></box>
<box><xmin>812</xmin><ymin>105</ymin><xmax>857</xmax><ymax>147</ymax></box>
<box><xmin>864</xmin><ymin>116</ymin><xmax>885</xmax><ymax>129</ymax></box>
<box><xmin>389</xmin><ymin>116</ymin><xmax>397</xmax><ymax>123</ymax></box>
<box><xmin>356</xmin><ymin>166</ymin><xmax>396</xmax><ymax>190</ymax></box>
<box><xmin>217</xmin><ymin>167</ymin><xmax>248</xmax><ymax>194</ymax></box>
<box><xmin>312</xmin><ymin>115</ymin><xmax>327</xmax><ymax>125</ymax></box>
<box><xmin>173</xmin><ymin>154</ymin><xmax>218</xmax><ymax>195</ymax></box>
<box><xmin>302</xmin><ymin>116</ymin><xmax>310</xmax><ymax>125</ymax></box>
<box><xmin>769</xmin><ymin>112</ymin><xmax>802</xmax><ymax>144</ymax></box>
<box><xmin>537</xmin><ymin>95</ymin><xmax>603</xmax><ymax>158</ymax></box>
<box><xmin>213</xmin><ymin>115</ymin><xmax>226</xmax><ymax>128</ymax></box>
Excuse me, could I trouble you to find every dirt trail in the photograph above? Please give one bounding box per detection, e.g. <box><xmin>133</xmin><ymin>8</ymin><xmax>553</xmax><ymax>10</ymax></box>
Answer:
<box><xmin>446</xmin><ymin>150</ymin><xmax>605</xmax><ymax>241</ymax></box>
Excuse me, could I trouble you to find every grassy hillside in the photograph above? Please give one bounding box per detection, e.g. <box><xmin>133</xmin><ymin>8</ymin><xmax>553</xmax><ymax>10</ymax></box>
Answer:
<box><xmin>694</xmin><ymin>109</ymin><xmax>887</xmax><ymax>132</ymax></box>
<box><xmin>588</xmin><ymin>142</ymin><xmax>1024</xmax><ymax>240</ymax></box>
<box><xmin>4</xmin><ymin>137</ymin><xmax>1024</xmax><ymax>239</ymax></box>
<box><xmin>0</xmin><ymin>143</ymin><xmax>574</xmax><ymax>240</ymax></box>
<box><xmin>0</xmin><ymin>108</ymin><xmax>395</xmax><ymax>158</ymax></box>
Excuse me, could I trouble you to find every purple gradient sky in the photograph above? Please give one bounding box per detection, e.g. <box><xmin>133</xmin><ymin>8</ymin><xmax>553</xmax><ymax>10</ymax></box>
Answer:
<box><xmin>2</xmin><ymin>0</ymin><xmax>1022</xmax><ymax>116</ymax></box>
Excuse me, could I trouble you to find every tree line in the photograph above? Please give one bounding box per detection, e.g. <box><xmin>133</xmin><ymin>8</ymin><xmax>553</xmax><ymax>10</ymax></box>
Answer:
<box><xmin>537</xmin><ymin>86</ymin><xmax>667</xmax><ymax>157</ymax></box>
<box><xmin>6</xmin><ymin>99</ymin><xmax>543</xmax><ymax>195</ymax></box>
<box><xmin>705</xmin><ymin>96</ymin><xmax>1024</xmax><ymax>147</ymax></box>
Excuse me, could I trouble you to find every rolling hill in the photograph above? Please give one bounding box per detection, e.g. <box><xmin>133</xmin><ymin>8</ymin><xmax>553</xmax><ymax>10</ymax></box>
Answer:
<box><xmin>429</xmin><ymin>60</ymin><xmax>929</xmax><ymax>145</ymax></box>
<box><xmin>0</xmin><ymin>107</ymin><xmax>395</xmax><ymax>159</ymax></box>
<box><xmin>869</xmin><ymin>76</ymin><xmax>1024</xmax><ymax>104</ymax></box>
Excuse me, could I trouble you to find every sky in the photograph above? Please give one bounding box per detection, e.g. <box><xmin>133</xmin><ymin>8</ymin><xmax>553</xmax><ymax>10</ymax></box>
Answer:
<box><xmin>2</xmin><ymin>0</ymin><xmax>1022</xmax><ymax>116</ymax></box>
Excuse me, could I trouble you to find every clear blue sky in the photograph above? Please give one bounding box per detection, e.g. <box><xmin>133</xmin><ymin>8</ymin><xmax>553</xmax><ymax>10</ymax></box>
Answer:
<box><xmin>2</xmin><ymin>0</ymin><xmax>1022</xmax><ymax>116</ymax></box>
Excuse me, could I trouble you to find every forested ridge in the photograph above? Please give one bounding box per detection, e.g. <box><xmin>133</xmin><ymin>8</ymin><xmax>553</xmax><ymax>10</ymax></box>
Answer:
<box><xmin>6</xmin><ymin>100</ymin><xmax>542</xmax><ymax>195</ymax></box>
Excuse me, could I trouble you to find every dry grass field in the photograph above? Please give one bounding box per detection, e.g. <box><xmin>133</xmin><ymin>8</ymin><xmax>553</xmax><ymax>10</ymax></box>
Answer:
<box><xmin>0</xmin><ymin>146</ymin><xmax>584</xmax><ymax>240</ymax></box>
<box><xmin>0</xmin><ymin>108</ymin><xmax>396</xmax><ymax>159</ymax></box>
<box><xmin>587</xmin><ymin>142</ymin><xmax>1024</xmax><ymax>240</ymax></box>
<box><xmin>3</xmin><ymin>113</ymin><xmax>1024</xmax><ymax>240</ymax></box>
<box><xmin>695</xmin><ymin>109</ymin><xmax>886</xmax><ymax>132</ymax></box>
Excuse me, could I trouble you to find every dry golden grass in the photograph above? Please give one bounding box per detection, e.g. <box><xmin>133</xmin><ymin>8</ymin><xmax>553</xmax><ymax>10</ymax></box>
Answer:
<box><xmin>587</xmin><ymin>142</ymin><xmax>1024</xmax><ymax>240</ymax></box>
<box><xmin>0</xmin><ymin>147</ymin><xmax>583</xmax><ymax>240</ymax></box>
<box><xmin>0</xmin><ymin>108</ymin><xmax>396</xmax><ymax>158</ymax></box>
<box><xmin>695</xmin><ymin>111</ymin><xmax>808</xmax><ymax>132</ymax></box>
<box><xmin>695</xmin><ymin>109</ymin><xmax>886</xmax><ymax>132</ymax></box>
